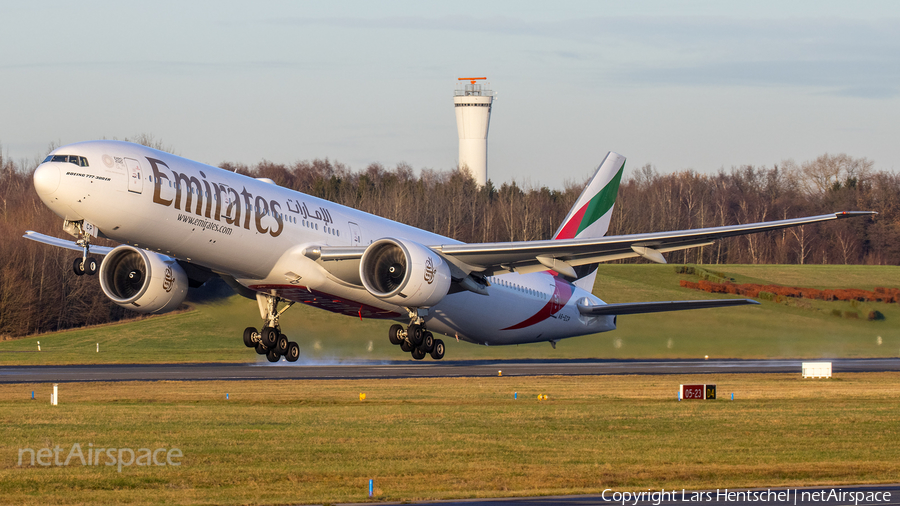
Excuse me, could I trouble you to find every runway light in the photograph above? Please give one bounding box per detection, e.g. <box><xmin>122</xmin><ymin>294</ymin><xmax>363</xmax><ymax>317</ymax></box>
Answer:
<box><xmin>369</xmin><ymin>479</ymin><xmax>373</xmax><ymax>497</ymax></box>
<box><xmin>359</xmin><ymin>393</ymin><xmax>366</xmax><ymax>401</ymax></box>
<box><xmin>96</xmin><ymin>343</ymin><xmax>99</xmax><ymax>353</ymax></box>
<box><xmin>731</xmin><ymin>393</ymin><xmax>734</xmax><ymax>401</ymax></box>
<box><xmin>226</xmin><ymin>393</ymin><xmax>229</xmax><ymax>400</ymax></box>
<box><xmin>498</xmin><ymin>370</ymin><xmax>502</xmax><ymax>376</ymax></box>
<box><xmin>31</xmin><ymin>391</ymin><xmax>34</xmax><ymax>400</ymax></box>
<box><xmin>514</xmin><ymin>392</ymin><xmax>517</xmax><ymax>400</ymax></box>
<box><xmin>704</xmin><ymin>355</ymin><xmax>709</xmax><ymax>360</ymax></box>
<box><xmin>51</xmin><ymin>384</ymin><xmax>58</xmax><ymax>406</ymax></box>
<box><xmin>37</xmin><ymin>341</ymin><xmax>41</xmax><ymax>352</ymax></box>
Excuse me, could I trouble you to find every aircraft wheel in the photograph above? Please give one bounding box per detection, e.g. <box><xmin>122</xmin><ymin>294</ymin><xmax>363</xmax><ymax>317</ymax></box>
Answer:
<box><xmin>419</xmin><ymin>331</ymin><xmax>434</xmax><ymax>353</ymax></box>
<box><xmin>388</xmin><ymin>324</ymin><xmax>404</xmax><ymax>345</ymax></box>
<box><xmin>400</xmin><ymin>340</ymin><xmax>413</xmax><ymax>352</ymax></box>
<box><xmin>243</xmin><ymin>327</ymin><xmax>258</xmax><ymax>348</ymax></box>
<box><xmin>255</xmin><ymin>342</ymin><xmax>268</xmax><ymax>355</ymax></box>
<box><xmin>262</xmin><ymin>327</ymin><xmax>279</xmax><ymax>348</ymax></box>
<box><xmin>430</xmin><ymin>339</ymin><xmax>445</xmax><ymax>360</ymax></box>
<box><xmin>73</xmin><ymin>258</ymin><xmax>86</xmax><ymax>276</ymax></box>
<box><xmin>85</xmin><ymin>257</ymin><xmax>99</xmax><ymax>275</ymax></box>
<box><xmin>285</xmin><ymin>342</ymin><xmax>300</xmax><ymax>362</ymax></box>
<box><xmin>411</xmin><ymin>347</ymin><xmax>426</xmax><ymax>360</ymax></box>
<box><xmin>275</xmin><ymin>334</ymin><xmax>290</xmax><ymax>354</ymax></box>
<box><xmin>266</xmin><ymin>349</ymin><xmax>280</xmax><ymax>363</ymax></box>
<box><xmin>408</xmin><ymin>324</ymin><xmax>424</xmax><ymax>346</ymax></box>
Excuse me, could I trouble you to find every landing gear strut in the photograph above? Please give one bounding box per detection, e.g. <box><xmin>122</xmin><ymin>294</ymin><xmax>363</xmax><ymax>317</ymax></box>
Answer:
<box><xmin>243</xmin><ymin>293</ymin><xmax>300</xmax><ymax>363</ymax></box>
<box><xmin>387</xmin><ymin>310</ymin><xmax>445</xmax><ymax>360</ymax></box>
<box><xmin>68</xmin><ymin>221</ymin><xmax>98</xmax><ymax>276</ymax></box>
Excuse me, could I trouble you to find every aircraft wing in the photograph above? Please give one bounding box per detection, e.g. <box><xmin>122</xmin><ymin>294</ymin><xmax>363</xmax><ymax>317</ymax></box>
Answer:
<box><xmin>316</xmin><ymin>211</ymin><xmax>875</xmax><ymax>277</ymax></box>
<box><xmin>23</xmin><ymin>231</ymin><xmax>114</xmax><ymax>256</ymax></box>
<box><xmin>577</xmin><ymin>298</ymin><xmax>759</xmax><ymax>316</ymax></box>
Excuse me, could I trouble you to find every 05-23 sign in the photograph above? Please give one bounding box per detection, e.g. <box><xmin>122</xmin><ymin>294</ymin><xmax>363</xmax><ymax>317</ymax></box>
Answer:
<box><xmin>680</xmin><ymin>384</ymin><xmax>716</xmax><ymax>400</ymax></box>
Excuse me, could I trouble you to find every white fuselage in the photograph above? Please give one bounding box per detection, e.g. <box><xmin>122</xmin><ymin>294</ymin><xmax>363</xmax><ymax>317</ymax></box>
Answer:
<box><xmin>33</xmin><ymin>141</ymin><xmax>615</xmax><ymax>345</ymax></box>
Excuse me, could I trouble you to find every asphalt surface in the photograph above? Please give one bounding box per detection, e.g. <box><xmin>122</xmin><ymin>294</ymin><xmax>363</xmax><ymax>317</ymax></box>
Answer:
<box><xmin>2</xmin><ymin>358</ymin><xmax>899</xmax><ymax>383</ymax></box>
<box><xmin>347</xmin><ymin>484</ymin><xmax>900</xmax><ymax>506</ymax></box>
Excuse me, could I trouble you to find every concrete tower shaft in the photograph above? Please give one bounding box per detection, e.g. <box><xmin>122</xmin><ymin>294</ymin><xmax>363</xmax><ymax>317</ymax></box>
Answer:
<box><xmin>454</xmin><ymin>78</ymin><xmax>493</xmax><ymax>186</ymax></box>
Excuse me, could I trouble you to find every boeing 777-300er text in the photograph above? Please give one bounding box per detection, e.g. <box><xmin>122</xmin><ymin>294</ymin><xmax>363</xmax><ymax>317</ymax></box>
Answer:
<box><xmin>26</xmin><ymin>141</ymin><xmax>874</xmax><ymax>362</ymax></box>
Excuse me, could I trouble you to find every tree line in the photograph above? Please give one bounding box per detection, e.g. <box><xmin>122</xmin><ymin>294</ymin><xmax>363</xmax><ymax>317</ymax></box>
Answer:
<box><xmin>1</xmin><ymin>144</ymin><xmax>897</xmax><ymax>338</ymax></box>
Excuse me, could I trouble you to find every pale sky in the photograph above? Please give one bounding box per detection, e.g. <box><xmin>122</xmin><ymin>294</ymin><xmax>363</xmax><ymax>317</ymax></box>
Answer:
<box><xmin>2</xmin><ymin>1</ymin><xmax>899</xmax><ymax>187</ymax></box>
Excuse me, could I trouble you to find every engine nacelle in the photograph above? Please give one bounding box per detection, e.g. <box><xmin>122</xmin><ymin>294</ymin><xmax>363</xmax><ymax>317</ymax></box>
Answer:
<box><xmin>99</xmin><ymin>245</ymin><xmax>188</xmax><ymax>314</ymax></box>
<box><xmin>359</xmin><ymin>238</ymin><xmax>451</xmax><ymax>308</ymax></box>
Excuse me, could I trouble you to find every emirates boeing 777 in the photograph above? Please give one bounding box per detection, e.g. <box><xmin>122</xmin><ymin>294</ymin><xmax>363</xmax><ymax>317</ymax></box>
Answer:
<box><xmin>26</xmin><ymin>141</ymin><xmax>873</xmax><ymax>362</ymax></box>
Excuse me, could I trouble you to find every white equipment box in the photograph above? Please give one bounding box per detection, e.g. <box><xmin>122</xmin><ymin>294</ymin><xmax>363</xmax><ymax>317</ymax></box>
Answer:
<box><xmin>802</xmin><ymin>362</ymin><xmax>832</xmax><ymax>378</ymax></box>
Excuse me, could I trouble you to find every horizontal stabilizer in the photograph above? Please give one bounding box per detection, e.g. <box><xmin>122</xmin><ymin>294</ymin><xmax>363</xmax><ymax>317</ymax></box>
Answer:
<box><xmin>577</xmin><ymin>298</ymin><xmax>759</xmax><ymax>316</ymax></box>
<box><xmin>23</xmin><ymin>231</ymin><xmax>113</xmax><ymax>256</ymax></box>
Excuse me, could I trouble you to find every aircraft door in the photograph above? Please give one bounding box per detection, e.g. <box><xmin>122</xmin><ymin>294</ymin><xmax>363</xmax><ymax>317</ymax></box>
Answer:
<box><xmin>125</xmin><ymin>158</ymin><xmax>143</xmax><ymax>194</ymax></box>
<box><xmin>550</xmin><ymin>281</ymin><xmax>562</xmax><ymax>312</ymax></box>
<box><xmin>220</xmin><ymin>185</ymin><xmax>235</xmax><ymax>220</ymax></box>
<box><xmin>348</xmin><ymin>222</ymin><xmax>362</xmax><ymax>246</ymax></box>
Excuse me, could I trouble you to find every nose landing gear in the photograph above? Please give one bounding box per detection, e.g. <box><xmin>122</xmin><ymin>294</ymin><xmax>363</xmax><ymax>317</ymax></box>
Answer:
<box><xmin>67</xmin><ymin>221</ymin><xmax>98</xmax><ymax>276</ymax></box>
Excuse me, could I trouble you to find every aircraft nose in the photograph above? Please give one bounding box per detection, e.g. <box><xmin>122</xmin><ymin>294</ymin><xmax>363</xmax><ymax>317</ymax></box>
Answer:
<box><xmin>33</xmin><ymin>163</ymin><xmax>61</xmax><ymax>196</ymax></box>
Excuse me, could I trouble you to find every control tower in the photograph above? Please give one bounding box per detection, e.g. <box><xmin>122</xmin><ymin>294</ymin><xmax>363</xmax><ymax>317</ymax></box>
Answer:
<box><xmin>454</xmin><ymin>77</ymin><xmax>493</xmax><ymax>186</ymax></box>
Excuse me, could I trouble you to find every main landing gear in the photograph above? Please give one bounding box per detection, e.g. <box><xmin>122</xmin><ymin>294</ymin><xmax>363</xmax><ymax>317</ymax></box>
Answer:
<box><xmin>388</xmin><ymin>312</ymin><xmax>444</xmax><ymax>360</ymax></box>
<box><xmin>243</xmin><ymin>294</ymin><xmax>300</xmax><ymax>363</ymax></box>
<box><xmin>69</xmin><ymin>221</ymin><xmax>98</xmax><ymax>276</ymax></box>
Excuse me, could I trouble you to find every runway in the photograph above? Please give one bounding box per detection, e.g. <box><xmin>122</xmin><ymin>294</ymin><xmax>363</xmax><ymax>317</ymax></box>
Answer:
<box><xmin>2</xmin><ymin>358</ymin><xmax>899</xmax><ymax>383</ymax></box>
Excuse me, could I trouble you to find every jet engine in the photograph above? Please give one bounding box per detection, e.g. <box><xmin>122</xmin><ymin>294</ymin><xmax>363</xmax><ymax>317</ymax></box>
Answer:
<box><xmin>99</xmin><ymin>245</ymin><xmax>188</xmax><ymax>314</ymax></box>
<box><xmin>359</xmin><ymin>238</ymin><xmax>451</xmax><ymax>307</ymax></box>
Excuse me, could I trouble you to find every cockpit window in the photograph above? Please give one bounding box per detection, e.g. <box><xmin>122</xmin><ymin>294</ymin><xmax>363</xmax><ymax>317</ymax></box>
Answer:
<box><xmin>45</xmin><ymin>154</ymin><xmax>89</xmax><ymax>167</ymax></box>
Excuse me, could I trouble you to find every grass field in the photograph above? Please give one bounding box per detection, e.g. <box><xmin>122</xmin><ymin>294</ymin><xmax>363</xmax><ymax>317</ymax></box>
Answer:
<box><xmin>1</xmin><ymin>264</ymin><xmax>898</xmax><ymax>364</ymax></box>
<box><xmin>1</xmin><ymin>373</ymin><xmax>898</xmax><ymax>505</ymax></box>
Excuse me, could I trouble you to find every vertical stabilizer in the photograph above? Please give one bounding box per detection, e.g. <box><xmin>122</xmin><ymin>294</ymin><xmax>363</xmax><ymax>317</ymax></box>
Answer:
<box><xmin>553</xmin><ymin>152</ymin><xmax>626</xmax><ymax>291</ymax></box>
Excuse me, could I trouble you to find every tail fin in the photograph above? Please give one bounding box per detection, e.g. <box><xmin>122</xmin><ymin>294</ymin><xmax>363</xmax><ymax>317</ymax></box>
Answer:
<box><xmin>553</xmin><ymin>151</ymin><xmax>626</xmax><ymax>291</ymax></box>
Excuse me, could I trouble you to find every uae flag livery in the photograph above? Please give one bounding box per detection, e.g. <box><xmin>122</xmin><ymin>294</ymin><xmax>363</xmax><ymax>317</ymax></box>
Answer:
<box><xmin>551</xmin><ymin>152</ymin><xmax>626</xmax><ymax>290</ymax></box>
